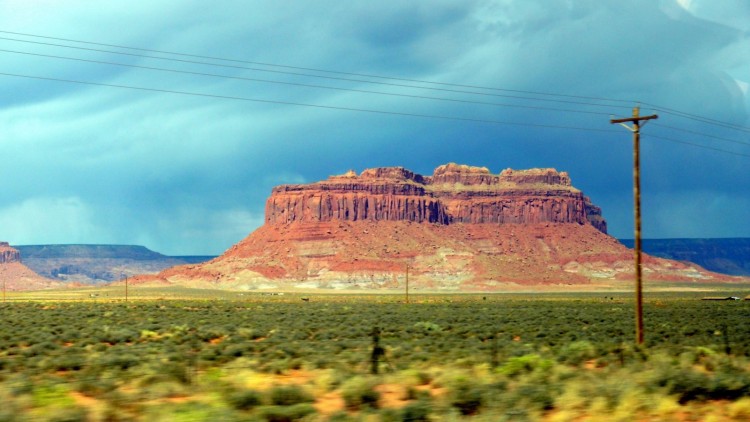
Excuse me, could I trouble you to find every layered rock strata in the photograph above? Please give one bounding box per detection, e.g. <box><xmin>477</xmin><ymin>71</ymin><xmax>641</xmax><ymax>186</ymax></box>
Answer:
<box><xmin>266</xmin><ymin>163</ymin><xmax>607</xmax><ymax>233</ymax></box>
<box><xmin>0</xmin><ymin>242</ymin><xmax>21</xmax><ymax>264</ymax></box>
<box><xmin>135</xmin><ymin>163</ymin><xmax>739</xmax><ymax>291</ymax></box>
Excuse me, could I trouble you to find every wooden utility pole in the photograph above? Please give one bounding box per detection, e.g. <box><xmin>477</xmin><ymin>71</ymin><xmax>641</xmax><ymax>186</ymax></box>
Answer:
<box><xmin>124</xmin><ymin>273</ymin><xmax>128</xmax><ymax>302</ymax></box>
<box><xmin>610</xmin><ymin>106</ymin><xmax>658</xmax><ymax>345</ymax></box>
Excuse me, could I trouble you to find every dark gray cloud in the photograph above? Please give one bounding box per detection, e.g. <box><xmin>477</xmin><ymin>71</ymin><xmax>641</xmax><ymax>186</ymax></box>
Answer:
<box><xmin>0</xmin><ymin>0</ymin><xmax>748</xmax><ymax>254</ymax></box>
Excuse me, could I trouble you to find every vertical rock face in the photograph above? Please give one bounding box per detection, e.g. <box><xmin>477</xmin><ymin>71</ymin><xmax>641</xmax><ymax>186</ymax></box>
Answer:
<box><xmin>265</xmin><ymin>163</ymin><xmax>608</xmax><ymax>234</ymax></box>
<box><xmin>0</xmin><ymin>242</ymin><xmax>61</xmax><ymax>291</ymax></box>
<box><xmin>584</xmin><ymin>200</ymin><xmax>607</xmax><ymax>233</ymax></box>
<box><xmin>0</xmin><ymin>242</ymin><xmax>21</xmax><ymax>264</ymax></box>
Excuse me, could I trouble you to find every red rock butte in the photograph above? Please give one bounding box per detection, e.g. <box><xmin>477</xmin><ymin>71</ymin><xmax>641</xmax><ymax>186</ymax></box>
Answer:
<box><xmin>0</xmin><ymin>241</ymin><xmax>21</xmax><ymax>264</ymax></box>
<box><xmin>0</xmin><ymin>242</ymin><xmax>61</xmax><ymax>291</ymax></box>
<box><xmin>266</xmin><ymin>164</ymin><xmax>607</xmax><ymax>233</ymax></box>
<box><xmin>139</xmin><ymin>164</ymin><xmax>736</xmax><ymax>290</ymax></box>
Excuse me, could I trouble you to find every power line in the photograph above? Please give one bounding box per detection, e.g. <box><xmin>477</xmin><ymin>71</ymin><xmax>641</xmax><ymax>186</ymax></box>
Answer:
<box><xmin>0</xmin><ymin>48</ymin><xmax>613</xmax><ymax>117</ymax></box>
<box><xmin>0</xmin><ymin>36</ymin><xmax>633</xmax><ymax>111</ymax></box>
<box><xmin>0</xmin><ymin>71</ymin><xmax>621</xmax><ymax>134</ymax></box>
<box><xmin>1</xmin><ymin>71</ymin><xmax>747</xmax><ymax>159</ymax></box>
<box><xmin>651</xmin><ymin>122</ymin><xmax>750</xmax><ymax>147</ymax></box>
<box><xmin>1</xmin><ymin>33</ymin><xmax>748</xmax><ymax>159</ymax></box>
<box><xmin>645</xmin><ymin>103</ymin><xmax>750</xmax><ymax>134</ymax></box>
<box><xmin>646</xmin><ymin>134</ymin><xmax>750</xmax><ymax>158</ymax></box>
<box><xmin>3</xmin><ymin>29</ymin><xmax>747</xmax><ymax>133</ymax></box>
<box><xmin>0</xmin><ymin>29</ymin><xmax>637</xmax><ymax>106</ymax></box>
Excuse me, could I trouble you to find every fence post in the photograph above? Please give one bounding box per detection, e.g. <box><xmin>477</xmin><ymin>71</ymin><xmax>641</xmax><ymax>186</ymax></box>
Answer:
<box><xmin>490</xmin><ymin>334</ymin><xmax>499</xmax><ymax>369</ymax></box>
<box><xmin>371</xmin><ymin>326</ymin><xmax>384</xmax><ymax>375</ymax></box>
<box><xmin>722</xmin><ymin>324</ymin><xmax>731</xmax><ymax>355</ymax></box>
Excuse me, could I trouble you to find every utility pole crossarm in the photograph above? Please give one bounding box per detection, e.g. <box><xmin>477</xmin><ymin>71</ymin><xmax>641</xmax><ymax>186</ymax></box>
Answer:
<box><xmin>610</xmin><ymin>114</ymin><xmax>658</xmax><ymax>125</ymax></box>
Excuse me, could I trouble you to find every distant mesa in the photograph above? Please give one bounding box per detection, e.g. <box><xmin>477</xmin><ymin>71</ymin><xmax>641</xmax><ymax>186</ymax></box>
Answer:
<box><xmin>619</xmin><ymin>238</ymin><xmax>750</xmax><ymax>277</ymax></box>
<box><xmin>136</xmin><ymin>163</ymin><xmax>740</xmax><ymax>291</ymax></box>
<box><xmin>15</xmin><ymin>244</ymin><xmax>215</xmax><ymax>284</ymax></box>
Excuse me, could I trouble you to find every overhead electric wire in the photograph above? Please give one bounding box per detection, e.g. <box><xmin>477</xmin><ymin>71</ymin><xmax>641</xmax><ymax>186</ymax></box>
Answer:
<box><xmin>1</xmin><ymin>68</ymin><xmax>747</xmax><ymax>159</ymax></box>
<box><xmin>3</xmin><ymin>29</ymin><xmax>748</xmax><ymax>135</ymax></box>
<box><xmin>645</xmin><ymin>134</ymin><xmax>750</xmax><ymax>158</ymax></box>
<box><xmin>0</xmin><ymin>29</ymin><xmax>636</xmax><ymax>106</ymax></box>
<box><xmin>2</xmin><ymin>30</ymin><xmax>749</xmax><ymax>159</ymax></box>
<box><xmin>651</xmin><ymin>122</ymin><xmax>750</xmax><ymax>147</ymax></box>
<box><xmin>0</xmin><ymin>36</ymin><xmax>633</xmax><ymax>111</ymax></box>
<box><xmin>643</xmin><ymin>102</ymin><xmax>750</xmax><ymax>134</ymax></box>
<box><xmin>0</xmin><ymin>71</ymin><xmax>621</xmax><ymax>134</ymax></box>
<box><xmin>0</xmin><ymin>48</ymin><xmax>614</xmax><ymax>117</ymax></box>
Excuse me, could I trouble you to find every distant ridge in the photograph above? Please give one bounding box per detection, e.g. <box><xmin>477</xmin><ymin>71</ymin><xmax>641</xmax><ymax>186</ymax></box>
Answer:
<box><xmin>17</xmin><ymin>244</ymin><xmax>165</xmax><ymax>260</ymax></box>
<box><xmin>618</xmin><ymin>238</ymin><xmax>750</xmax><ymax>276</ymax></box>
<box><xmin>13</xmin><ymin>244</ymin><xmax>216</xmax><ymax>283</ymax></box>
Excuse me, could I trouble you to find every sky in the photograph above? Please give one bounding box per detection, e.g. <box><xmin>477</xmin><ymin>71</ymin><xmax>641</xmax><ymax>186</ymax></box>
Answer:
<box><xmin>0</xmin><ymin>0</ymin><xmax>749</xmax><ymax>255</ymax></box>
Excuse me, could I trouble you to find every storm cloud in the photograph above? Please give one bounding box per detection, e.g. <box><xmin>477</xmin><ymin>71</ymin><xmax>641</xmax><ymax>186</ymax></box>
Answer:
<box><xmin>0</xmin><ymin>0</ymin><xmax>748</xmax><ymax>254</ymax></box>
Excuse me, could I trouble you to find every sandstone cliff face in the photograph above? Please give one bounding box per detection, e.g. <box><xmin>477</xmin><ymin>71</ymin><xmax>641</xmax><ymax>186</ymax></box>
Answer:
<box><xmin>0</xmin><ymin>242</ymin><xmax>21</xmax><ymax>264</ymax></box>
<box><xmin>266</xmin><ymin>164</ymin><xmax>607</xmax><ymax>233</ymax></box>
<box><xmin>0</xmin><ymin>242</ymin><xmax>61</xmax><ymax>291</ymax></box>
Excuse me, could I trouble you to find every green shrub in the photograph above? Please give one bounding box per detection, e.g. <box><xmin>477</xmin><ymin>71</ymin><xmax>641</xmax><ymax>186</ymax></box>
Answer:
<box><xmin>515</xmin><ymin>383</ymin><xmax>555</xmax><ymax>411</ymax></box>
<box><xmin>100</xmin><ymin>353</ymin><xmax>140</xmax><ymax>370</ymax></box>
<box><xmin>499</xmin><ymin>354</ymin><xmax>553</xmax><ymax>378</ymax></box>
<box><xmin>369</xmin><ymin>408</ymin><xmax>398</xmax><ymax>422</ymax></box>
<box><xmin>222</xmin><ymin>343</ymin><xmax>249</xmax><ymax>358</ymax></box>
<box><xmin>710</xmin><ymin>370</ymin><xmax>750</xmax><ymax>401</ymax></box>
<box><xmin>98</xmin><ymin>328</ymin><xmax>138</xmax><ymax>344</ymax></box>
<box><xmin>558</xmin><ymin>340</ymin><xmax>597</xmax><ymax>365</ymax></box>
<box><xmin>49</xmin><ymin>354</ymin><xmax>85</xmax><ymax>372</ymax></box>
<box><xmin>327</xmin><ymin>411</ymin><xmax>356</xmax><ymax>421</ymax></box>
<box><xmin>257</xmin><ymin>403</ymin><xmax>316</xmax><ymax>422</ymax></box>
<box><xmin>28</xmin><ymin>383</ymin><xmax>89</xmax><ymax>421</ymax></box>
<box><xmin>401</xmin><ymin>400</ymin><xmax>431</xmax><ymax>421</ymax></box>
<box><xmin>650</xmin><ymin>362</ymin><xmax>750</xmax><ymax>404</ymax></box>
<box><xmin>449</xmin><ymin>382</ymin><xmax>484</xmax><ymax>416</ymax></box>
<box><xmin>142</xmin><ymin>401</ymin><xmax>236</xmax><ymax>422</ymax></box>
<box><xmin>268</xmin><ymin>385</ymin><xmax>313</xmax><ymax>406</ymax></box>
<box><xmin>340</xmin><ymin>377</ymin><xmax>381</xmax><ymax>410</ymax></box>
<box><xmin>226</xmin><ymin>389</ymin><xmax>263</xmax><ymax>411</ymax></box>
<box><xmin>37</xmin><ymin>406</ymin><xmax>89</xmax><ymax>422</ymax></box>
<box><xmin>160</xmin><ymin>362</ymin><xmax>192</xmax><ymax>384</ymax></box>
<box><xmin>76</xmin><ymin>378</ymin><xmax>117</xmax><ymax>396</ymax></box>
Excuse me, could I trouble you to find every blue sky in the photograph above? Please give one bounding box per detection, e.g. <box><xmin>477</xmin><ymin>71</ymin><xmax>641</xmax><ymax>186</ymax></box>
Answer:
<box><xmin>0</xmin><ymin>0</ymin><xmax>749</xmax><ymax>255</ymax></box>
